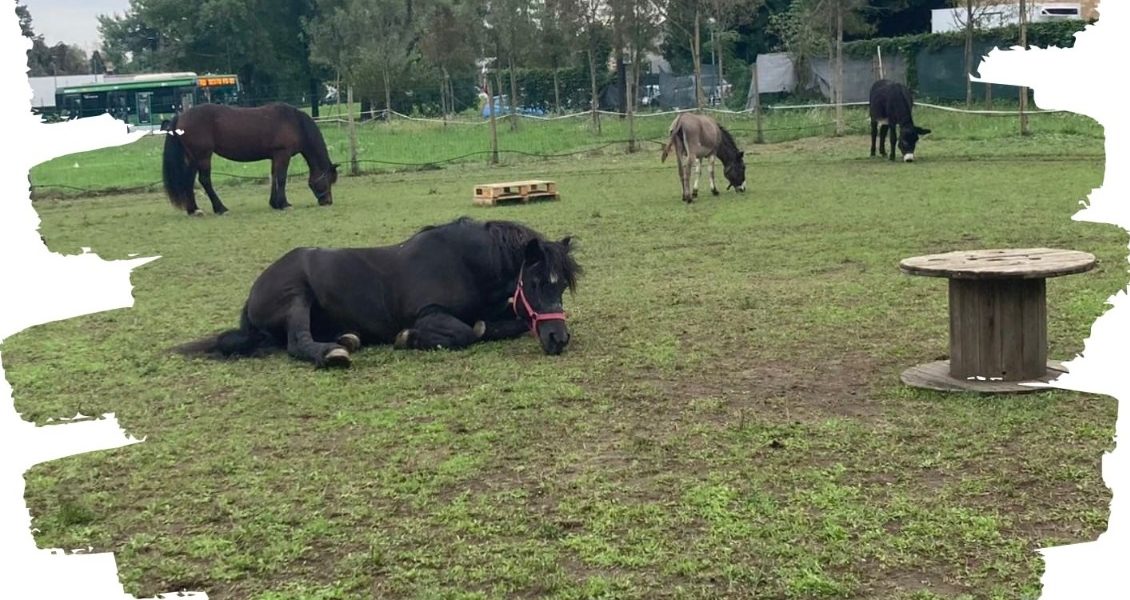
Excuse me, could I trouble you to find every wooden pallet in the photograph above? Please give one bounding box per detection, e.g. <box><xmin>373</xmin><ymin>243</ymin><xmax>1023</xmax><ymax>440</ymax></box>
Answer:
<box><xmin>473</xmin><ymin>180</ymin><xmax>559</xmax><ymax>206</ymax></box>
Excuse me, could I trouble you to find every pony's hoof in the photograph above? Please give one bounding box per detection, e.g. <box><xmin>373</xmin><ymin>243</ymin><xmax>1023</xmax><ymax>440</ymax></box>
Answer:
<box><xmin>189</xmin><ymin>210</ymin><xmax>204</xmax><ymax>217</ymax></box>
<box><xmin>323</xmin><ymin>347</ymin><xmax>352</xmax><ymax>368</ymax></box>
<box><xmin>692</xmin><ymin>190</ymin><xmax>699</xmax><ymax>198</ymax></box>
<box><xmin>473</xmin><ymin>321</ymin><xmax>486</xmax><ymax>339</ymax></box>
<box><xmin>394</xmin><ymin>329</ymin><xmax>415</xmax><ymax>350</ymax></box>
<box><xmin>711</xmin><ymin>188</ymin><xmax>720</xmax><ymax>196</ymax></box>
<box><xmin>337</xmin><ymin>333</ymin><xmax>361</xmax><ymax>352</ymax></box>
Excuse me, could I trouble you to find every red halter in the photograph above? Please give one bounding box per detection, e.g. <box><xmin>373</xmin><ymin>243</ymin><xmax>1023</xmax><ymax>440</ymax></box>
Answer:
<box><xmin>511</xmin><ymin>268</ymin><xmax>567</xmax><ymax>337</ymax></box>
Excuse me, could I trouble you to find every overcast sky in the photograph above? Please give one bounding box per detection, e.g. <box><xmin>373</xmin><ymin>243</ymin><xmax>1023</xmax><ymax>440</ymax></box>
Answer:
<box><xmin>21</xmin><ymin>0</ymin><xmax>132</xmax><ymax>52</ymax></box>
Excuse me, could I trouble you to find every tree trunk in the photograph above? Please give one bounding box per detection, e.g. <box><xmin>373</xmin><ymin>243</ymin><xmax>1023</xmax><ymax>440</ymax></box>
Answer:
<box><xmin>627</xmin><ymin>45</ymin><xmax>638</xmax><ymax>152</ymax></box>
<box><xmin>553</xmin><ymin>67</ymin><xmax>561</xmax><ymax>115</ymax></box>
<box><xmin>693</xmin><ymin>9</ymin><xmax>704</xmax><ymax>109</ymax></box>
<box><xmin>616</xmin><ymin>49</ymin><xmax>627</xmax><ymax>118</ymax></box>
<box><xmin>486</xmin><ymin>73</ymin><xmax>499</xmax><ymax>164</ymax></box>
<box><xmin>383</xmin><ymin>71</ymin><xmax>392</xmax><ymax>123</ymax></box>
<box><xmin>347</xmin><ymin>85</ymin><xmax>358</xmax><ymax>176</ymax></box>
<box><xmin>835</xmin><ymin>1</ymin><xmax>844</xmax><ymax>136</ymax></box>
<box><xmin>440</xmin><ymin>66</ymin><xmax>450</xmax><ymax>119</ymax></box>
<box><xmin>588</xmin><ymin>46</ymin><xmax>601</xmax><ymax>134</ymax></box>
<box><xmin>310</xmin><ymin>77</ymin><xmax>320</xmax><ymax>118</ymax></box>
<box><xmin>965</xmin><ymin>0</ymin><xmax>974</xmax><ymax>107</ymax></box>
<box><xmin>508</xmin><ymin>54</ymin><xmax>519</xmax><ymax>132</ymax></box>
<box><xmin>494</xmin><ymin>68</ymin><xmax>505</xmax><ymax>125</ymax></box>
<box><xmin>1019</xmin><ymin>0</ymin><xmax>1029</xmax><ymax>135</ymax></box>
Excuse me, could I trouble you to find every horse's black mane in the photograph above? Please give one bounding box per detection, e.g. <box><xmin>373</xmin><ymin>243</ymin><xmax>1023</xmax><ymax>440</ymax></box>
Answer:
<box><xmin>716</xmin><ymin>125</ymin><xmax>742</xmax><ymax>165</ymax></box>
<box><xmin>417</xmin><ymin>217</ymin><xmax>581</xmax><ymax>290</ymax></box>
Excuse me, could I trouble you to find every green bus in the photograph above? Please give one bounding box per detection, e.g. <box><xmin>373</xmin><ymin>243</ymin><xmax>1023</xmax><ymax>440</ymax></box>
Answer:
<box><xmin>54</xmin><ymin>72</ymin><xmax>241</xmax><ymax>126</ymax></box>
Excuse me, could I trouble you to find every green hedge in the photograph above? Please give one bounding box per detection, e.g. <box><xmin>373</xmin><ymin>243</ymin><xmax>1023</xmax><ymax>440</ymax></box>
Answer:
<box><xmin>843</xmin><ymin>19</ymin><xmax>1093</xmax><ymax>59</ymax></box>
<box><xmin>841</xmin><ymin>19</ymin><xmax>1092</xmax><ymax>95</ymax></box>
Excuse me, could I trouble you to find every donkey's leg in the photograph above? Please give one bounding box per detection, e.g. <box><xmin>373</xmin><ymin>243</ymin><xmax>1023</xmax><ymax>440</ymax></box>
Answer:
<box><xmin>394</xmin><ymin>311</ymin><xmax>482</xmax><ymax>351</ymax></box>
<box><xmin>878</xmin><ymin>124</ymin><xmax>889</xmax><ymax>158</ymax></box>
<box><xmin>888</xmin><ymin>125</ymin><xmax>898</xmax><ymax>162</ymax></box>
<box><xmin>196</xmin><ymin>157</ymin><xmax>229</xmax><ymax>215</ymax></box>
<box><xmin>691</xmin><ymin>157</ymin><xmax>702</xmax><ymax>198</ymax></box>
<box><xmin>676</xmin><ymin>151</ymin><xmax>692</xmax><ymax>203</ymax></box>
<box><xmin>870</xmin><ymin>120</ymin><xmax>878</xmax><ymax>157</ymax></box>
<box><xmin>284</xmin><ymin>299</ymin><xmax>351</xmax><ymax>367</ymax></box>
<box><xmin>269</xmin><ymin>153</ymin><xmax>292</xmax><ymax>210</ymax></box>
<box><xmin>709</xmin><ymin>156</ymin><xmax>719</xmax><ymax>196</ymax></box>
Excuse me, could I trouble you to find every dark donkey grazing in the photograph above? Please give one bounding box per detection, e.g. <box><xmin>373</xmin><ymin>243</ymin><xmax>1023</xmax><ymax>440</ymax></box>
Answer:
<box><xmin>175</xmin><ymin>217</ymin><xmax>582</xmax><ymax>367</ymax></box>
<box><xmin>870</xmin><ymin>79</ymin><xmax>931</xmax><ymax>162</ymax></box>
<box><xmin>661</xmin><ymin>112</ymin><xmax>747</xmax><ymax>203</ymax></box>
<box><xmin>162</xmin><ymin>102</ymin><xmax>339</xmax><ymax>215</ymax></box>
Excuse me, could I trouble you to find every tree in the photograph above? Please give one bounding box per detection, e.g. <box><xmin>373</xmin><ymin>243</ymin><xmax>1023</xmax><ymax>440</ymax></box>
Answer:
<box><xmin>97</xmin><ymin>0</ymin><xmax>323</xmax><ymax>107</ymax></box>
<box><xmin>17</xmin><ymin>3</ymin><xmax>89</xmax><ymax>76</ymax></box>
<box><xmin>307</xmin><ymin>0</ymin><xmax>417</xmax><ymax>118</ymax></box>
<box><xmin>608</xmin><ymin>0</ymin><xmax>660</xmax><ymax>148</ymax></box>
<box><xmin>947</xmin><ymin>0</ymin><xmax>998</xmax><ymax>106</ymax></box>
<box><xmin>15</xmin><ymin>2</ymin><xmax>33</xmax><ymax>38</ymax></box>
<box><xmin>533</xmin><ymin>0</ymin><xmax>582</xmax><ymax>115</ymax></box>
<box><xmin>419</xmin><ymin>1</ymin><xmax>478</xmax><ymax>117</ymax></box>
<box><xmin>485</xmin><ymin>0</ymin><xmax>535</xmax><ymax>130</ymax></box>
<box><xmin>568</xmin><ymin>0</ymin><xmax>609</xmax><ymax>131</ymax></box>
<box><xmin>769</xmin><ymin>0</ymin><xmax>870</xmax><ymax>133</ymax></box>
<box><xmin>704</xmin><ymin>0</ymin><xmax>764</xmax><ymax>104</ymax></box>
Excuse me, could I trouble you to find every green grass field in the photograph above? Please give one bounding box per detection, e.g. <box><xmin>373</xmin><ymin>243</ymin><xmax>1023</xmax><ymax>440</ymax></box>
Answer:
<box><xmin>6</xmin><ymin>113</ymin><xmax>1123</xmax><ymax>599</ymax></box>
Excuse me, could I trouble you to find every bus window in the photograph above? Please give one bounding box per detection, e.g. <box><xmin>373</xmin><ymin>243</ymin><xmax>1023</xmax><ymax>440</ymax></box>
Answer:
<box><xmin>137</xmin><ymin>92</ymin><xmax>152</xmax><ymax>124</ymax></box>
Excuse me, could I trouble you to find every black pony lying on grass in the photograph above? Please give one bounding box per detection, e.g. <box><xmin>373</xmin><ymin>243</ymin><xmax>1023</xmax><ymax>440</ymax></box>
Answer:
<box><xmin>176</xmin><ymin>217</ymin><xmax>582</xmax><ymax>367</ymax></box>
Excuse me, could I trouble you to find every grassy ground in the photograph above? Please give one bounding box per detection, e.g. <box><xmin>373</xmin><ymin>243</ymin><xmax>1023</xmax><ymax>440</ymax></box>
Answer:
<box><xmin>6</xmin><ymin>119</ymin><xmax>1123</xmax><ymax>599</ymax></box>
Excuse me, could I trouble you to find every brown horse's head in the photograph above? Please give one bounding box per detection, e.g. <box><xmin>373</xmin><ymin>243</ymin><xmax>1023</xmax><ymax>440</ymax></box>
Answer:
<box><xmin>311</xmin><ymin>163</ymin><xmax>339</xmax><ymax>205</ymax></box>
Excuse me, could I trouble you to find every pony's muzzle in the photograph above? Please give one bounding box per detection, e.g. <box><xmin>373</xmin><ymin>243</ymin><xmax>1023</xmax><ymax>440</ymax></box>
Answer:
<box><xmin>538</xmin><ymin>322</ymin><xmax>570</xmax><ymax>355</ymax></box>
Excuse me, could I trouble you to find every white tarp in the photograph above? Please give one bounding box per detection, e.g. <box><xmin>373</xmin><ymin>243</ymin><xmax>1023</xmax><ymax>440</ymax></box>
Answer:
<box><xmin>755</xmin><ymin>53</ymin><xmax>796</xmax><ymax>95</ymax></box>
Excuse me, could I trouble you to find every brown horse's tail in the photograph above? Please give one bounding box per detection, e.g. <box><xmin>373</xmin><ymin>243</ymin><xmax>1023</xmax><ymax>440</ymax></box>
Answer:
<box><xmin>162</xmin><ymin>115</ymin><xmax>197</xmax><ymax>210</ymax></box>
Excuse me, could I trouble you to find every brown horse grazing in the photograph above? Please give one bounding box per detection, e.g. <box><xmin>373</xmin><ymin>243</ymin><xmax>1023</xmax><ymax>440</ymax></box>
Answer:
<box><xmin>162</xmin><ymin>102</ymin><xmax>339</xmax><ymax>215</ymax></box>
<box><xmin>660</xmin><ymin>112</ymin><xmax>746</xmax><ymax>203</ymax></box>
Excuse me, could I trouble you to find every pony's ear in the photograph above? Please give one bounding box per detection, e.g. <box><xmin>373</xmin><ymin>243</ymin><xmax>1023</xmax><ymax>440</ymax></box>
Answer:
<box><xmin>524</xmin><ymin>238</ymin><xmax>544</xmax><ymax>264</ymax></box>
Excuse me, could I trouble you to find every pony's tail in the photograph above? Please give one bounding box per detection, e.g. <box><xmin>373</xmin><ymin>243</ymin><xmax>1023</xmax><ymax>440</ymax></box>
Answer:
<box><xmin>173</xmin><ymin>304</ymin><xmax>270</xmax><ymax>359</ymax></box>
<box><xmin>162</xmin><ymin>116</ymin><xmax>197</xmax><ymax>210</ymax></box>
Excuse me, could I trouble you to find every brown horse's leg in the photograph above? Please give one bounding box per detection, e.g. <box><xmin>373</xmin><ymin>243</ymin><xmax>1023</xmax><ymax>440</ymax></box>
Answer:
<box><xmin>197</xmin><ymin>158</ymin><xmax>229</xmax><ymax>215</ymax></box>
<box><xmin>270</xmin><ymin>153</ymin><xmax>292</xmax><ymax>210</ymax></box>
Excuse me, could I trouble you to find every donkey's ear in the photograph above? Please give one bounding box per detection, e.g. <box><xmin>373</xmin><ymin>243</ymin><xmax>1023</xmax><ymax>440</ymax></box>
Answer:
<box><xmin>917</xmin><ymin>127</ymin><xmax>931</xmax><ymax>135</ymax></box>
<box><xmin>559</xmin><ymin>236</ymin><xmax>573</xmax><ymax>250</ymax></box>
<box><xmin>524</xmin><ymin>238</ymin><xmax>544</xmax><ymax>263</ymax></box>
<box><xmin>738</xmin><ymin>151</ymin><xmax>745</xmax><ymax>159</ymax></box>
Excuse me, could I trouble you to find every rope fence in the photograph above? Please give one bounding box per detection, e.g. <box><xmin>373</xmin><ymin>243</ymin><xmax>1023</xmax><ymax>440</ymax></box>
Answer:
<box><xmin>32</xmin><ymin>96</ymin><xmax>1096</xmax><ymax>199</ymax></box>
